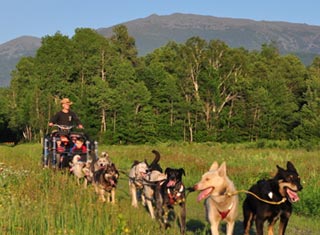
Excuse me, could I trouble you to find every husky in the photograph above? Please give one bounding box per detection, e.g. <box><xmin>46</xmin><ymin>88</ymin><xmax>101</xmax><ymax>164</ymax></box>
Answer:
<box><xmin>93</xmin><ymin>151</ymin><xmax>112</xmax><ymax>172</ymax></box>
<box><xmin>93</xmin><ymin>162</ymin><xmax>119</xmax><ymax>203</ymax></box>
<box><xmin>129</xmin><ymin>150</ymin><xmax>166</xmax><ymax>219</ymax></box>
<box><xmin>69</xmin><ymin>154</ymin><xmax>92</xmax><ymax>188</ymax></box>
<box><xmin>193</xmin><ymin>161</ymin><xmax>238</xmax><ymax>235</ymax></box>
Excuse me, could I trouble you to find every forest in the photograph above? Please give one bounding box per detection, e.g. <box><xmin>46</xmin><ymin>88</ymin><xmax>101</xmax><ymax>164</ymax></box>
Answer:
<box><xmin>0</xmin><ymin>25</ymin><xmax>319</xmax><ymax>147</ymax></box>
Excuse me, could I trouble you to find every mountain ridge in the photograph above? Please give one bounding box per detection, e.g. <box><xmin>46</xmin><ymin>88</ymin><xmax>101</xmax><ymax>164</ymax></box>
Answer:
<box><xmin>0</xmin><ymin>36</ymin><xmax>41</xmax><ymax>87</ymax></box>
<box><xmin>1</xmin><ymin>13</ymin><xmax>320</xmax><ymax>87</ymax></box>
<box><xmin>97</xmin><ymin>13</ymin><xmax>320</xmax><ymax>55</ymax></box>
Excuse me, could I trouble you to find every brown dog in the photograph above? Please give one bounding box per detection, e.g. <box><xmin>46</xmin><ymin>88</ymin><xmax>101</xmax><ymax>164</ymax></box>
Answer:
<box><xmin>93</xmin><ymin>162</ymin><xmax>119</xmax><ymax>203</ymax></box>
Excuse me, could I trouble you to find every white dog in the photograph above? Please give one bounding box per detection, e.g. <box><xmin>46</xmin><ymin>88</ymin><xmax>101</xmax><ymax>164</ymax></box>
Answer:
<box><xmin>129</xmin><ymin>150</ymin><xmax>166</xmax><ymax>219</ymax></box>
<box><xmin>69</xmin><ymin>155</ymin><xmax>92</xmax><ymax>188</ymax></box>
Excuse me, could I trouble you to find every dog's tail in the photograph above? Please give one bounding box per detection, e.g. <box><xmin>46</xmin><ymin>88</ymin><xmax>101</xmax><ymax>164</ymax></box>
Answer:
<box><xmin>148</xmin><ymin>150</ymin><xmax>163</xmax><ymax>173</ymax></box>
<box><xmin>151</xmin><ymin>150</ymin><xmax>160</xmax><ymax>164</ymax></box>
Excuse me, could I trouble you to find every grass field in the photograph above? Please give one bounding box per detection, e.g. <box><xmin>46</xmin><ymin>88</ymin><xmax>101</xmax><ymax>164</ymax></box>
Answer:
<box><xmin>0</xmin><ymin>142</ymin><xmax>319</xmax><ymax>234</ymax></box>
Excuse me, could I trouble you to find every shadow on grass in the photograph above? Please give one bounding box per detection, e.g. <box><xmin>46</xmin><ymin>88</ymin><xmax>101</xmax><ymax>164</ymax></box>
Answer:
<box><xmin>187</xmin><ymin>219</ymin><xmax>245</xmax><ymax>235</ymax></box>
<box><xmin>186</xmin><ymin>219</ymin><xmax>207</xmax><ymax>234</ymax></box>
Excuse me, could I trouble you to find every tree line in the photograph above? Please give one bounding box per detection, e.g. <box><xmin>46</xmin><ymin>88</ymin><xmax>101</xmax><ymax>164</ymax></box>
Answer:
<box><xmin>0</xmin><ymin>25</ymin><xmax>319</xmax><ymax>146</ymax></box>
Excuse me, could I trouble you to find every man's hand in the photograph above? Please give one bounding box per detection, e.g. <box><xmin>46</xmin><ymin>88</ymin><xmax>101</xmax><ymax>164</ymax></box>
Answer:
<box><xmin>49</xmin><ymin>122</ymin><xmax>54</xmax><ymax>127</ymax></box>
<box><xmin>78</xmin><ymin>124</ymin><xmax>84</xmax><ymax>129</ymax></box>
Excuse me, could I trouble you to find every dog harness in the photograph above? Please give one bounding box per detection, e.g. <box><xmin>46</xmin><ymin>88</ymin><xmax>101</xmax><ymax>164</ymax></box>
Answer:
<box><xmin>167</xmin><ymin>183</ymin><xmax>185</xmax><ymax>205</ymax></box>
<box><xmin>218</xmin><ymin>202</ymin><xmax>233</xmax><ymax>219</ymax></box>
<box><xmin>130</xmin><ymin>177</ymin><xmax>144</xmax><ymax>189</ymax></box>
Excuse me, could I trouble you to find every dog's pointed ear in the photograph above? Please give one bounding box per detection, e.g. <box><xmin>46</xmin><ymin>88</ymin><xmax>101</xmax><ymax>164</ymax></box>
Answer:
<box><xmin>132</xmin><ymin>160</ymin><xmax>140</xmax><ymax>167</ymax></box>
<box><xmin>165</xmin><ymin>167</ymin><xmax>171</xmax><ymax>175</ymax></box>
<box><xmin>286</xmin><ymin>161</ymin><xmax>297</xmax><ymax>172</ymax></box>
<box><xmin>218</xmin><ymin>162</ymin><xmax>227</xmax><ymax>177</ymax></box>
<box><xmin>276</xmin><ymin>164</ymin><xmax>285</xmax><ymax>172</ymax></box>
<box><xmin>275</xmin><ymin>164</ymin><xmax>287</xmax><ymax>180</ymax></box>
<box><xmin>209</xmin><ymin>161</ymin><xmax>219</xmax><ymax>171</ymax></box>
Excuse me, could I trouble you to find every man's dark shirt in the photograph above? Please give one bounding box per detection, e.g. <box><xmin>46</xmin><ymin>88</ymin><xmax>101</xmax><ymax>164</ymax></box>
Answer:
<box><xmin>50</xmin><ymin>111</ymin><xmax>82</xmax><ymax>126</ymax></box>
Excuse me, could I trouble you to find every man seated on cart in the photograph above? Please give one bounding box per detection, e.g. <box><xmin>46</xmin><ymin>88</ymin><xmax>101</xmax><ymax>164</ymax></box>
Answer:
<box><xmin>49</xmin><ymin>98</ymin><xmax>83</xmax><ymax>129</ymax></box>
<box><xmin>44</xmin><ymin>98</ymin><xmax>84</xmax><ymax>168</ymax></box>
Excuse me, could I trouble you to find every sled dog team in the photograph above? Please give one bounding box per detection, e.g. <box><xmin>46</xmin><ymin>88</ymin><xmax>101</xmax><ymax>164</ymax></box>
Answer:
<box><xmin>69</xmin><ymin>149</ymin><xmax>303</xmax><ymax>235</ymax></box>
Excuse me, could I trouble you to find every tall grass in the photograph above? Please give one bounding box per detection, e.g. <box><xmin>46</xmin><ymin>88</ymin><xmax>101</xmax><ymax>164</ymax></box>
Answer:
<box><xmin>0</xmin><ymin>143</ymin><xmax>319</xmax><ymax>234</ymax></box>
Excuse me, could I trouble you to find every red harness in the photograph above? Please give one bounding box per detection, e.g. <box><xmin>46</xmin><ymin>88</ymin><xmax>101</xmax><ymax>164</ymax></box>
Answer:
<box><xmin>167</xmin><ymin>184</ymin><xmax>185</xmax><ymax>205</ymax></box>
<box><xmin>217</xmin><ymin>202</ymin><xmax>234</xmax><ymax>219</ymax></box>
<box><xmin>218</xmin><ymin>209</ymin><xmax>231</xmax><ymax>219</ymax></box>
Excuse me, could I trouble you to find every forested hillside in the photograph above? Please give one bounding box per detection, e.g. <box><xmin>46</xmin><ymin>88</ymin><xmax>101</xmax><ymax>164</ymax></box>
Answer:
<box><xmin>0</xmin><ymin>26</ymin><xmax>319</xmax><ymax>147</ymax></box>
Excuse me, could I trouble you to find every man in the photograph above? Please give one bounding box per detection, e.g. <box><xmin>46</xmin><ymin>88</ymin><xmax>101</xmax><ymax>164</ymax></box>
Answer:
<box><xmin>44</xmin><ymin>98</ymin><xmax>84</xmax><ymax>168</ymax></box>
<box><xmin>49</xmin><ymin>98</ymin><xmax>83</xmax><ymax>129</ymax></box>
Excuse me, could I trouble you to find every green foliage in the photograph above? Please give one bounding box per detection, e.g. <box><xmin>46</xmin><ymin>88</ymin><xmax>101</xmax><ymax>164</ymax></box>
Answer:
<box><xmin>0</xmin><ymin>27</ymin><xmax>320</xmax><ymax>146</ymax></box>
<box><xmin>294</xmin><ymin>176</ymin><xmax>320</xmax><ymax>216</ymax></box>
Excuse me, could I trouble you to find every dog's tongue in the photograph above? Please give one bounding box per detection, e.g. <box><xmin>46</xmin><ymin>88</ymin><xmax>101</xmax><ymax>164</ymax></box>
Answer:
<box><xmin>167</xmin><ymin>180</ymin><xmax>176</xmax><ymax>187</ymax></box>
<box><xmin>287</xmin><ymin>188</ymin><xmax>300</xmax><ymax>202</ymax></box>
<box><xmin>197</xmin><ymin>188</ymin><xmax>213</xmax><ymax>202</ymax></box>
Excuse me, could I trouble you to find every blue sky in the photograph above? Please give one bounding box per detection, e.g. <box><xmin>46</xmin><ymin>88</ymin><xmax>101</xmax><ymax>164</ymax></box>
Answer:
<box><xmin>1</xmin><ymin>0</ymin><xmax>320</xmax><ymax>44</ymax></box>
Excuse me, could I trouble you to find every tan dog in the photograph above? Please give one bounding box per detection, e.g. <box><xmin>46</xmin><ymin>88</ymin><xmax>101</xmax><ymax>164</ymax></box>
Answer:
<box><xmin>193</xmin><ymin>161</ymin><xmax>238</xmax><ymax>235</ymax></box>
<box><xmin>69</xmin><ymin>155</ymin><xmax>92</xmax><ymax>188</ymax></box>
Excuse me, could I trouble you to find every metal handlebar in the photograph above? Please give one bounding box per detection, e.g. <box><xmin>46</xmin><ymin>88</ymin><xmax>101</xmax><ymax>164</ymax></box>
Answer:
<box><xmin>53</xmin><ymin>124</ymin><xmax>74</xmax><ymax>131</ymax></box>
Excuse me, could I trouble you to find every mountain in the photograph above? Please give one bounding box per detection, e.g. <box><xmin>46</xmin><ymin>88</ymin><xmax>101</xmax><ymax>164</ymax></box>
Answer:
<box><xmin>0</xmin><ymin>36</ymin><xmax>41</xmax><ymax>87</ymax></box>
<box><xmin>97</xmin><ymin>13</ymin><xmax>320</xmax><ymax>61</ymax></box>
<box><xmin>1</xmin><ymin>13</ymin><xmax>320</xmax><ymax>87</ymax></box>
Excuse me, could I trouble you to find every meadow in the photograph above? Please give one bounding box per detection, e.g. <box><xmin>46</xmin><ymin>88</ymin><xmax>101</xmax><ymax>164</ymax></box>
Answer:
<box><xmin>0</xmin><ymin>142</ymin><xmax>319</xmax><ymax>235</ymax></box>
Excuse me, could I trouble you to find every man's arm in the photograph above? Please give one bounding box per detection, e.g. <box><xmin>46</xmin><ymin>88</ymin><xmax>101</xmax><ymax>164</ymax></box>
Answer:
<box><xmin>71</xmin><ymin>111</ymin><xmax>83</xmax><ymax>129</ymax></box>
<box><xmin>49</xmin><ymin>112</ymin><xmax>60</xmax><ymax>126</ymax></box>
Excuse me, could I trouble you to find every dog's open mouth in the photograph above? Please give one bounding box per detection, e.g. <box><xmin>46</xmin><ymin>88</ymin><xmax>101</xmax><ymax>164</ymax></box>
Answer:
<box><xmin>109</xmin><ymin>178</ymin><xmax>116</xmax><ymax>186</ymax></box>
<box><xmin>167</xmin><ymin>179</ymin><xmax>176</xmax><ymax>187</ymax></box>
<box><xmin>197</xmin><ymin>187</ymin><xmax>214</xmax><ymax>201</ymax></box>
<box><xmin>140</xmin><ymin>171</ymin><xmax>147</xmax><ymax>178</ymax></box>
<box><xmin>286</xmin><ymin>187</ymin><xmax>300</xmax><ymax>203</ymax></box>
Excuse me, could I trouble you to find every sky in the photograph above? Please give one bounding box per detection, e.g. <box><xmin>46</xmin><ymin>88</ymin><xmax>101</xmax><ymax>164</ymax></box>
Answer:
<box><xmin>1</xmin><ymin>0</ymin><xmax>320</xmax><ymax>44</ymax></box>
